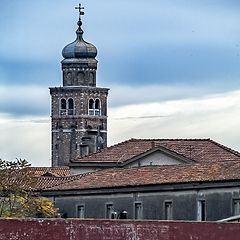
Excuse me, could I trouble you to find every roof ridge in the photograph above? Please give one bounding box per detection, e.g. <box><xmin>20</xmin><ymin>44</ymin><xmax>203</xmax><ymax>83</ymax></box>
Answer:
<box><xmin>74</xmin><ymin>138</ymin><xmax>212</xmax><ymax>161</ymax></box>
<box><xmin>135</xmin><ymin>138</ymin><xmax>211</xmax><ymax>141</ymax></box>
<box><xmin>27</xmin><ymin>166</ymin><xmax>69</xmax><ymax>170</ymax></box>
<box><xmin>119</xmin><ymin>145</ymin><xmax>195</xmax><ymax>164</ymax></box>
<box><xmin>73</xmin><ymin>138</ymin><xmax>240</xmax><ymax>164</ymax></box>
<box><xmin>74</xmin><ymin>138</ymin><xmax>135</xmax><ymax>161</ymax></box>
<box><xmin>209</xmin><ymin>139</ymin><xmax>240</xmax><ymax>157</ymax></box>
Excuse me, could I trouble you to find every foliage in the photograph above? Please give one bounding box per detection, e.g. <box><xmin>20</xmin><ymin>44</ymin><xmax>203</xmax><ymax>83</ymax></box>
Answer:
<box><xmin>0</xmin><ymin>158</ymin><xmax>58</xmax><ymax>218</ymax></box>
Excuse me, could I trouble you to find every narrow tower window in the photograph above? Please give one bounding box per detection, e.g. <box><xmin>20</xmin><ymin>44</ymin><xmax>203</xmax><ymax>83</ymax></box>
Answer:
<box><xmin>68</xmin><ymin>98</ymin><xmax>74</xmax><ymax>115</ymax></box>
<box><xmin>88</xmin><ymin>99</ymin><xmax>94</xmax><ymax>115</ymax></box>
<box><xmin>60</xmin><ymin>99</ymin><xmax>67</xmax><ymax>115</ymax></box>
<box><xmin>95</xmin><ymin>99</ymin><xmax>101</xmax><ymax>116</ymax></box>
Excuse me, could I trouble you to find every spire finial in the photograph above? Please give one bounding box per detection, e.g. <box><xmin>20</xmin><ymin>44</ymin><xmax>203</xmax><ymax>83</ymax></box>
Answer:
<box><xmin>75</xmin><ymin>3</ymin><xmax>84</xmax><ymax>21</ymax></box>
<box><xmin>75</xmin><ymin>3</ymin><xmax>85</xmax><ymax>39</ymax></box>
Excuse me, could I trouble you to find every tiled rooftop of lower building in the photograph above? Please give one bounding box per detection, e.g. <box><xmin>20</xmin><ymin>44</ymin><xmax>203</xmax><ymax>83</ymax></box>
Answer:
<box><xmin>45</xmin><ymin>160</ymin><xmax>240</xmax><ymax>191</ymax></box>
<box><xmin>73</xmin><ymin>138</ymin><xmax>240</xmax><ymax>164</ymax></box>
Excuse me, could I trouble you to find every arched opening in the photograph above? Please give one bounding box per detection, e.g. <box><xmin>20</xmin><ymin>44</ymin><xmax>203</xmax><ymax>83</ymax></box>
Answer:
<box><xmin>65</xmin><ymin>72</ymin><xmax>72</xmax><ymax>85</ymax></box>
<box><xmin>89</xmin><ymin>72</ymin><xmax>94</xmax><ymax>85</ymax></box>
<box><xmin>95</xmin><ymin>99</ymin><xmax>101</xmax><ymax>116</ymax></box>
<box><xmin>68</xmin><ymin>98</ymin><xmax>74</xmax><ymax>115</ymax></box>
<box><xmin>77</xmin><ymin>72</ymin><xmax>85</xmax><ymax>85</ymax></box>
<box><xmin>88</xmin><ymin>98</ymin><xmax>101</xmax><ymax>116</ymax></box>
<box><xmin>60</xmin><ymin>99</ymin><xmax>67</xmax><ymax>115</ymax></box>
<box><xmin>88</xmin><ymin>99</ymin><xmax>94</xmax><ymax>115</ymax></box>
<box><xmin>61</xmin><ymin>99</ymin><xmax>66</xmax><ymax>109</ymax></box>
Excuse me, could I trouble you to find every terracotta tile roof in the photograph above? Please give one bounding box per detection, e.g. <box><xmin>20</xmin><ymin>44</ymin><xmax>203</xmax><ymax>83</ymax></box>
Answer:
<box><xmin>0</xmin><ymin>167</ymin><xmax>73</xmax><ymax>191</ymax></box>
<box><xmin>45</xmin><ymin>160</ymin><xmax>240</xmax><ymax>191</ymax></box>
<box><xmin>73</xmin><ymin>138</ymin><xmax>240</xmax><ymax>164</ymax></box>
<box><xmin>26</xmin><ymin>167</ymin><xmax>70</xmax><ymax>177</ymax></box>
<box><xmin>25</xmin><ymin>167</ymin><xmax>72</xmax><ymax>190</ymax></box>
<box><xmin>35</xmin><ymin>174</ymin><xmax>80</xmax><ymax>191</ymax></box>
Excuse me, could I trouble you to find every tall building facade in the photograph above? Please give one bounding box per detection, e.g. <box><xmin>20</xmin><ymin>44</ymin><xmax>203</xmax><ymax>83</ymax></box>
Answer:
<box><xmin>50</xmin><ymin>5</ymin><xmax>109</xmax><ymax>167</ymax></box>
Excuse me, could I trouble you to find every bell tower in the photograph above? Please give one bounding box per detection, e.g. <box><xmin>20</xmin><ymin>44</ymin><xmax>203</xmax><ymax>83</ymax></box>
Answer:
<box><xmin>50</xmin><ymin>4</ymin><xmax>109</xmax><ymax>167</ymax></box>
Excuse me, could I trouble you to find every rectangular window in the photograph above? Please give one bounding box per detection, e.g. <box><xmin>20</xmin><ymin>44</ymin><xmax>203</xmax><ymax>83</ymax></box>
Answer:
<box><xmin>80</xmin><ymin>145</ymin><xmax>89</xmax><ymax>156</ymax></box>
<box><xmin>94</xmin><ymin>109</ymin><xmax>100</xmax><ymax>116</ymax></box>
<box><xmin>197</xmin><ymin>200</ymin><xmax>206</xmax><ymax>221</ymax></box>
<box><xmin>134</xmin><ymin>202</ymin><xmax>143</xmax><ymax>219</ymax></box>
<box><xmin>164</xmin><ymin>201</ymin><xmax>173</xmax><ymax>220</ymax></box>
<box><xmin>88</xmin><ymin>109</ymin><xmax>94</xmax><ymax>115</ymax></box>
<box><xmin>233</xmin><ymin>199</ymin><xmax>240</xmax><ymax>216</ymax></box>
<box><xmin>77</xmin><ymin>205</ymin><xmax>85</xmax><ymax>218</ymax></box>
<box><xmin>106</xmin><ymin>203</ymin><xmax>114</xmax><ymax>219</ymax></box>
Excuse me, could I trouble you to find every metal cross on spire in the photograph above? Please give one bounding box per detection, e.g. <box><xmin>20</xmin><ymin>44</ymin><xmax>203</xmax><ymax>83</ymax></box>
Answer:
<box><xmin>75</xmin><ymin>3</ymin><xmax>84</xmax><ymax>20</ymax></box>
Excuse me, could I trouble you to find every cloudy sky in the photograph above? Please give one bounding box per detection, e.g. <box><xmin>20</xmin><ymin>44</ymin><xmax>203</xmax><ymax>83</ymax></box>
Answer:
<box><xmin>1</xmin><ymin>0</ymin><xmax>240</xmax><ymax>166</ymax></box>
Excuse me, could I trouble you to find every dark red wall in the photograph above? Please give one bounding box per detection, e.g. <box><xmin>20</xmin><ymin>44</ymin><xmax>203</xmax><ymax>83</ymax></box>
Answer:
<box><xmin>0</xmin><ymin>219</ymin><xmax>240</xmax><ymax>240</ymax></box>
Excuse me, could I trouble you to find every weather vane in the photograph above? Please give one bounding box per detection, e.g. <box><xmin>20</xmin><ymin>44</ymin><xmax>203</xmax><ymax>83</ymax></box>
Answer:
<box><xmin>75</xmin><ymin>3</ymin><xmax>84</xmax><ymax>20</ymax></box>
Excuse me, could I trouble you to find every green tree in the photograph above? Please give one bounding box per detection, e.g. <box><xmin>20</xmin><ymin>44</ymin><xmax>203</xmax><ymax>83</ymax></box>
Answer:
<box><xmin>0</xmin><ymin>158</ymin><xmax>58</xmax><ymax>218</ymax></box>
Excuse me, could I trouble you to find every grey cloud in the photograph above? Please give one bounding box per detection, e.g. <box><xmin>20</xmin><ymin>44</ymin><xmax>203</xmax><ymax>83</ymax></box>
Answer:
<box><xmin>108</xmin><ymin>84</ymin><xmax>212</xmax><ymax>107</ymax></box>
<box><xmin>0</xmin><ymin>85</ymin><xmax>50</xmax><ymax>116</ymax></box>
<box><xmin>108</xmin><ymin>90</ymin><xmax>240</xmax><ymax>153</ymax></box>
<box><xmin>114</xmin><ymin>115</ymin><xmax>168</xmax><ymax>120</ymax></box>
<box><xmin>0</xmin><ymin>116</ymin><xmax>51</xmax><ymax>166</ymax></box>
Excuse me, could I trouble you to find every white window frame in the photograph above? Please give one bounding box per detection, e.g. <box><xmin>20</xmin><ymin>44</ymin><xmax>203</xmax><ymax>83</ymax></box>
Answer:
<box><xmin>60</xmin><ymin>98</ymin><xmax>67</xmax><ymax>115</ymax></box>
<box><xmin>94</xmin><ymin>98</ymin><xmax>101</xmax><ymax>116</ymax></box>
<box><xmin>88</xmin><ymin>98</ymin><xmax>95</xmax><ymax>115</ymax></box>
<box><xmin>67</xmin><ymin>98</ymin><xmax>75</xmax><ymax>115</ymax></box>
<box><xmin>88</xmin><ymin>98</ymin><xmax>101</xmax><ymax>116</ymax></box>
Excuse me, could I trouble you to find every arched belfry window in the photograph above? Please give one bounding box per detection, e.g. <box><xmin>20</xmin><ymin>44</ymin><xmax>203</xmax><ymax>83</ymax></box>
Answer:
<box><xmin>68</xmin><ymin>98</ymin><xmax>74</xmax><ymax>115</ymax></box>
<box><xmin>60</xmin><ymin>99</ymin><xmax>67</xmax><ymax>115</ymax></box>
<box><xmin>95</xmin><ymin>99</ymin><xmax>101</xmax><ymax>116</ymax></box>
<box><xmin>88</xmin><ymin>99</ymin><xmax>95</xmax><ymax>115</ymax></box>
<box><xmin>88</xmin><ymin>98</ymin><xmax>101</xmax><ymax>116</ymax></box>
<box><xmin>89</xmin><ymin>72</ymin><xmax>94</xmax><ymax>85</ymax></box>
<box><xmin>59</xmin><ymin>98</ymin><xmax>75</xmax><ymax>115</ymax></box>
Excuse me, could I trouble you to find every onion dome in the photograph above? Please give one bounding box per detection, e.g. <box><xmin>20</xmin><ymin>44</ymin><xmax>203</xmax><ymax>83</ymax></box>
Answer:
<box><xmin>62</xmin><ymin>5</ymin><xmax>97</xmax><ymax>59</ymax></box>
